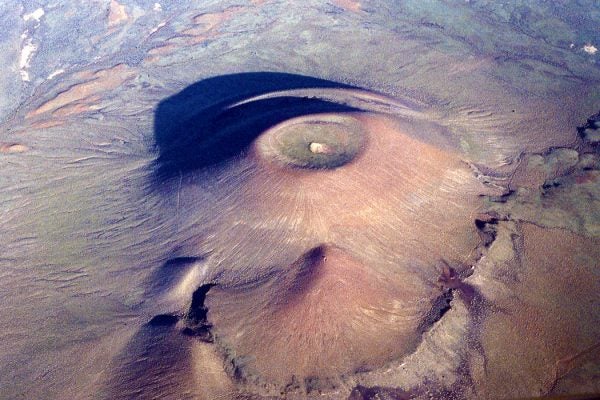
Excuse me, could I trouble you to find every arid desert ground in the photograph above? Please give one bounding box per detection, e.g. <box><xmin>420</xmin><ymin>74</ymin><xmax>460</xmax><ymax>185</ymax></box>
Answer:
<box><xmin>0</xmin><ymin>1</ymin><xmax>599</xmax><ymax>399</ymax></box>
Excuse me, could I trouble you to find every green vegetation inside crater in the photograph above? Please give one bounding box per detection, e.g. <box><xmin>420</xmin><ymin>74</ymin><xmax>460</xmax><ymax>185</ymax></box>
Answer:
<box><xmin>273</xmin><ymin>122</ymin><xmax>365</xmax><ymax>169</ymax></box>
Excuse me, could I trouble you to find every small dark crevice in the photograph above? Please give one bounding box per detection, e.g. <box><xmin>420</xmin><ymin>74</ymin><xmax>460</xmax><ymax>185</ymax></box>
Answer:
<box><xmin>223</xmin><ymin>354</ymin><xmax>252</xmax><ymax>383</ymax></box>
<box><xmin>418</xmin><ymin>288</ymin><xmax>454</xmax><ymax>335</ymax></box>
<box><xmin>581</xmin><ymin>162</ymin><xmax>595</xmax><ymax>171</ymax></box>
<box><xmin>421</xmin><ymin>20</ymin><xmax>445</xmax><ymax>30</ymax></box>
<box><xmin>188</xmin><ymin>283</ymin><xmax>214</xmax><ymax>321</ymax></box>
<box><xmin>419</xmin><ymin>258</ymin><xmax>486</xmax><ymax>334</ymax></box>
<box><xmin>541</xmin><ymin>179</ymin><xmax>562</xmax><ymax>190</ymax></box>
<box><xmin>163</xmin><ymin>256</ymin><xmax>205</xmax><ymax>268</ymax></box>
<box><xmin>231</xmin><ymin>360</ymin><xmax>247</xmax><ymax>382</ymax></box>
<box><xmin>486</xmin><ymin>189</ymin><xmax>515</xmax><ymax>203</ymax></box>
<box><xmin>436</xmin><ymin>261</ymin><xmax>481</xmax><ymax>308</ymax></box>
<box><xmin>182</xmin><ymin>283</ymin><xmax>215</xmax><ymax>342</ymax></box>
<box><xmin>282</xmin><ymin>376</ymin><xmax>301</xmax><ymax>395</ymax></box>
<box><xmin>304</xmin><ymin>376</ymin><xmax>339</xmax><ymax>396</ymax></box>
<box><xmin>147</xmin><ymin>313</ymin><xmax>179</xmax><ymax>327</ymax></box>
<box><xmin>475</xmin><ymin>216</ymin><xmax>499</xmax><ymax>248</ymax></box>
<box><xmin>576</xmin><ymin>110</ymin><xmax>600</xmax><ymax>139</ymax></box>
<box><xmin>347</xmin><ymin>384</ymin><xmax>415</xmax><ymax>400</ymax></box>
<box><xmin>180</xmin><ymin>326</ymin><xmax>212</xmax><ymax>340</ymax></box>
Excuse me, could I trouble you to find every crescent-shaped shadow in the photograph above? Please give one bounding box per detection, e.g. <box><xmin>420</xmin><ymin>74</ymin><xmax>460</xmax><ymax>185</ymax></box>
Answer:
<box><xmin>153</xmin><ymin>72</ymin><xmax>363</xmax><ymax>180</ymax></box>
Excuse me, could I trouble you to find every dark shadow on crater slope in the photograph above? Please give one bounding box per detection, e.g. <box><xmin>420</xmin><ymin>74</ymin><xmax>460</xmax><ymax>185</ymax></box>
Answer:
<box><xmin>153</xmin><ymin>72</ymin><xmax>362</xmax><ymax>180</ymax></box>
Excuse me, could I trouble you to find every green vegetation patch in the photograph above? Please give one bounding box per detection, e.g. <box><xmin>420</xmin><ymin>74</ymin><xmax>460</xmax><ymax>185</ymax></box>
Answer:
<box><xmin>272</xmin><ymin>118</ymin><xmax>365</xmax><ymax>169</ymax></box>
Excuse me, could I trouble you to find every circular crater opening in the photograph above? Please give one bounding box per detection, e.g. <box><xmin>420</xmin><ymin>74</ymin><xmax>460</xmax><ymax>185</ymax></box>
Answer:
<box><xmin>255</xmin><ymin>114</ymin><xmax>366</xmax><ymax>169</ymax></box>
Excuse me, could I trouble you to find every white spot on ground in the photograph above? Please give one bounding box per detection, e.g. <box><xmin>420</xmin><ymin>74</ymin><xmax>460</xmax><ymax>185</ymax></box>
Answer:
<box><xmin>153</xmin><ymin>3</ymin><xmax>162</xmax><ymax>12</ymax></box>
<box><xmin>19</xmin><ymin>38</ymin><xmax>37</xmax><ymax>82</ymax></box>
<box><xmin>47</xmin><ymin>69</ymin><xmax>65</xmax><ymax>80</ymax></box>
<box><xmin>23</xmin><ymin>8</ymin><xmax>45</xmax><ymax>22</ymax></box>
<box><xmin>309</xmin><ymin>142</ymin><xmax>332</xmax><ymax>154</ymax></box>
<box><xmin>583</xmin><ymin>44</ymin><xmax>597</xmax><ymax>55</ymax></box>
<box><xmin>150</xmin><ymin>21</ymin><xmax>166</xmax><ymax>35</ymax></box>
<box><xmin>19</xmin><ymin>8</ymin><xmax>45</xmax><ymax>82</ymax></box>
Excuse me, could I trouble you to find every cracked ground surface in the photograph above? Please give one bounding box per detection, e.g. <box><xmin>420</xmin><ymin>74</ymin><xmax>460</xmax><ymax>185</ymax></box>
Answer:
<box><xmin>0</xmin><ymin>1</ymin><xmax>599</xmax><ymax>399</ymax></box>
